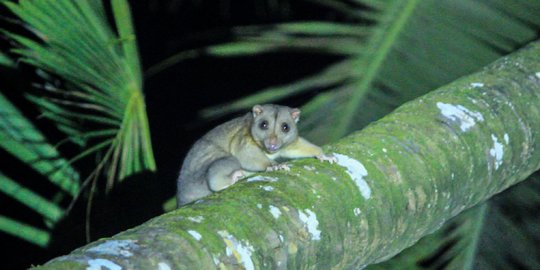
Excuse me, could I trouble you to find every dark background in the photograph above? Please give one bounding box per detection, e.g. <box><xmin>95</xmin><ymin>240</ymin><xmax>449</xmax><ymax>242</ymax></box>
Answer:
<box><xmin>3</xmin><ymin>2</ymin><xmax>539</xmax><ymax>269</ymax></box>
<box><xmin>0</xmin><ymin>1</ymin><xmax>348</xmax><ymax>268</ymax></box>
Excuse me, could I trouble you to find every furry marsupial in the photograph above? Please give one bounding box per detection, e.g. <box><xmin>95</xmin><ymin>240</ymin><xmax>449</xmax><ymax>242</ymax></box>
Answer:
<box><xmin>176</xmin><ymin>104</ymin><xmax>335</xmax><ymax>207</ymax></box>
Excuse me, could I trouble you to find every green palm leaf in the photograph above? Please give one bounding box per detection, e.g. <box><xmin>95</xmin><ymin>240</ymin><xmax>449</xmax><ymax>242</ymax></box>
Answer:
<box><xmin>1</xmin><ymin>50</ymin><xmax>72</xmax><ymax>247</ymax></box>
<box><xmin>0</xmin><ymin>90</ymin><xmax>79</xmax><ymax>246</ymax></box>
<box><xmin>0</xmin><ymin>92</ymin><xmax>79</xmax><ymax>195</ymax></box>
<box><xmin>0</xmin><ymin>215</ymin><xmax>49</xmax><ymax>247</ymax></box>
<box><xmin>3</xmin><ymin>0</ymin><xmax>155</xmax><ymax>189</ymax></box>
<box><xmin>0</xmin><ymin>172</ymin><xmax>64</xmax><ymax>224</ymax></box>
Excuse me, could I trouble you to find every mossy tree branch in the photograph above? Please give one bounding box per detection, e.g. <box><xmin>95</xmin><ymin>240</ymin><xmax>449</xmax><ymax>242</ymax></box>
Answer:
<box><xmin>35</xmin><ymin>41</ymin><xmax>540</xmax><ymax>269</ymax></box>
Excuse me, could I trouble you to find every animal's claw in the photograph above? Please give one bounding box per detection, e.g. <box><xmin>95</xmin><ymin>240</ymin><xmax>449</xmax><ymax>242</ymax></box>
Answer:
<box><xmin>316</xmin><ymin>154</ymin><xmax>337</xmax><ymax>164</ymax></box>
<box><xmin>266</xmin><ymin>163</ymin><xmax>291</xmax><ymax>172</ymax></box>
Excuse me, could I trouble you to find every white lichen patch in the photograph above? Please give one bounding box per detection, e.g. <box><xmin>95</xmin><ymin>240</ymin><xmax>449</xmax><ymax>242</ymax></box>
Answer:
<box><xmin>298</xmin><ymin>209</ymin><xmax>321</xmax><ymax>241</ymax></box>
<box><xmin>470</xmin><ymin>82</ymin><xmax>484</xmax><ymax>87</ymax></box>
<box><xmin>187</xmin><ymin>216</ymin><xmax>204</xmax><ymax>223</ymax></box>
<box><xmin>218</xmin><ymin>231</ymin><xmax>255</xmax><ymax>270</ymax></box>
<box><xmin>436</xmin><ymin>102</ymin><xmax>484</xmax><ymax>132</ymax></box>
<box><xmin>353</xmin><ymin>208</ymin><xmax>361</xmax><ymax>216</ymax></box>
<box><xmin>158</xmin><ymin>262</ymin><xmax>171</xmax><ymax>270</ymax></box>
<box><xmin>490</xmin><ymin>134</ymin><xmax>504</xmax><ymax>170</ymax></box>
<box><xmin>86</xmin><ymin>259</ymin><xmax>121</xmax><ymax>270</ymax></box>
<box><xmin>87</xmin><ymin>240</ymin><xmax>138</xmax><ymax>258</ymax></box>
<box><xmin>303</xmin><ymin>165</ymin><xmax>316</xmax><ymax>171</ymax></box>
<box><xmin>333</xmin><ymin>153</ymin><xmax>371</xmax><ymax>199</ymax></box>
<box><xmin>256</xmin><ymin>203</ymin><xmax>262</xmax><ymax>209</ymax></box>
<box><xmin>187</xmin><ymin>230</ymin><xmax>202</xmax><ymax>241</ymax></box>
<box><xmin>247</xmin><ymin>176</ymin><xmax>279</xmax><ymax>182</ymax></box>
<box><xmin>269</xmin><ymin>205</ymin><xmax>282</xmax><ymax>219</ymax></box>
<box><xmin>260</xmin><ymin>185</ymin><xmax>274</xmax><ymax>191</ymax></box>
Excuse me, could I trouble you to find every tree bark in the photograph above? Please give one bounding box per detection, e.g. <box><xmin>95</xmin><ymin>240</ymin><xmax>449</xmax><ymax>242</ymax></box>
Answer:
<box><xmin>35</xmin><ymin>40</ymin><xmax>540</xmax><ymax>269</ymax></box>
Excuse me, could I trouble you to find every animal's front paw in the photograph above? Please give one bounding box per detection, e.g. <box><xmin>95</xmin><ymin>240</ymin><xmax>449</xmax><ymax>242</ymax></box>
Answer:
<box><xmin>316</xmin><ymin>154</ymin><xmax>337</xmax><ymax>164</ymax></box>
<box><xmin>266</xmin><ymin>163</ymin><xmax>291</xmax><ymax>172</ymax></box>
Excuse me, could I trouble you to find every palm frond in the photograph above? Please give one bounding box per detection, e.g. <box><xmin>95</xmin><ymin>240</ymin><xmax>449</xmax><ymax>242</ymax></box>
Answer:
<box><xmin>302</xmin><ymin>0</ymin><xmax>539</xmax><ymax>141</ymax></box>
<box><xmin>0</xmin><ymin>214</ymin><xmax>49</xmax><ymax>247</ymax></box>
<box><xmin>0</xmin><ymin>91</ymin><xmax>79</xmax><ymax>246</ymax></box>
<box><xmin>3</xmin><ymin>0</ymin><xmax>155</xmax><ymax>189</ymax></box>
<box><xmin>0</xmin><ymin>172</ymin><xmax>64</xmax><ymax>223</ymax></box>
<box><xmin>170</xmin><ymin>0</ymin><xmax>539</xmax><ymax>142</ymax></box>
<box><xmin>111</xmin><ymin>0</ymin><xmax>141</xmax><ymax>86</ymax></box>
<box><xmin>0</xmin><ymin>92</ymin><xmax>79</xmax><ymax>195</ymax></box>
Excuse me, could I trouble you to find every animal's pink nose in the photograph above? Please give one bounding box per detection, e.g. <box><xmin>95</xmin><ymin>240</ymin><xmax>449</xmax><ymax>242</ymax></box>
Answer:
<box><xmin>267</xmin><ymin>144</ymin><xmax>279</xmax><ymax>151</ymax></box>
<box><xmin>265</xmin><ymin>137</ymin><xmax>280</xmax><ymax>152</ymax></box>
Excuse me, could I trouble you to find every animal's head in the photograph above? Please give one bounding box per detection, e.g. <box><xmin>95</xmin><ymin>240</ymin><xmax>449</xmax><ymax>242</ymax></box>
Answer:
<box><xmin>250</xmin><ymin>104</ymin><xmax>300</xmax><ymax>153</ymax></box>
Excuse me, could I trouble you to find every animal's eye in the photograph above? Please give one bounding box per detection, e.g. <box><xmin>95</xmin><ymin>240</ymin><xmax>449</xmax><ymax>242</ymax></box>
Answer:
<box><xmin>281</xmin><ymin>123</ymin><xmax>289</xmax><ymax>133</ymax></box>
<box><xmin>259</xmin><ymin>120</ymin><xmax>268</xmax><ymax>130</ymax></box>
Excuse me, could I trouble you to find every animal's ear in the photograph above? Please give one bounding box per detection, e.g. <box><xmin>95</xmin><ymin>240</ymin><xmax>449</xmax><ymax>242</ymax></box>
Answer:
<box><xmin>252</xmin><ymin>105</ymin><xmax>264</xmax><ymax>117</ymax></box>
<box><xmin>291</xmin><ymin>108</ymin><xmax>301</xmax><ymax>123</ymax></box>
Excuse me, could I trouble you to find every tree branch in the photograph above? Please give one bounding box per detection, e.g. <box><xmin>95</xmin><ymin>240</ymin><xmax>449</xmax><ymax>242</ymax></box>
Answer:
<box><xmin>35</xmin><ymin>40</ymin><xmax>540</xmax><ymax>269</ymax></box>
